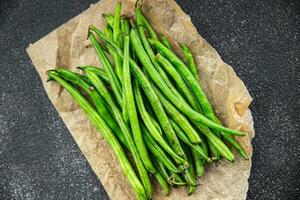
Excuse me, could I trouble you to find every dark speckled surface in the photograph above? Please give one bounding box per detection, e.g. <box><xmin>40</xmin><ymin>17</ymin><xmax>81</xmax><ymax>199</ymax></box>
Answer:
<box><xmin>0</xmin><ymin>0</ymin><xmax>299</xmax><ymax>199</ymax></box>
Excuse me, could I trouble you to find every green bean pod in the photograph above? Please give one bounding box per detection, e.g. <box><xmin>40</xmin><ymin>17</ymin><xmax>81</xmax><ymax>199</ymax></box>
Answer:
<box><xmin>180</xmin><ymin>44</ymin><xmax>199</xmax><ymax>82</ymax></box>
<box><xmin>192</xmin><ymin>149</ymin><xmax>205</xmax><ymax>177</ymax></box>
<box><xmin>137</xmin><ymin>6</ymin><xmax>158</xmax><ymax>40</ymax></box>
<box><xmin>102</xmin><ymin>13</ymin><xmax>114</xmax><ymax>28</ymax></box>
<box><xmin>161</xmin><ymin>36</ymin><xmax>172</xmax><ymax>49</ymax></box>
<box><xmin>113</xmin><ymin>2</ymin><xmax>121</xmax><ymax>43</ymax></box>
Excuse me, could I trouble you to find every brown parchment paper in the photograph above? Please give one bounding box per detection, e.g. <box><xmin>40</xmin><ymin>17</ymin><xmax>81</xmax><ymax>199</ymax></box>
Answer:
<box><xmin>27</xmin><ymin>0</ymin><xmax>254</xmax><ymax>199</ymax></box>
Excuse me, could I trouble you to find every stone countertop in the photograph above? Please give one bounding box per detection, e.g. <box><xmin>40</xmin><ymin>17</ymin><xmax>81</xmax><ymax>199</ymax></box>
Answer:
<box><xmin>0</xmin><ymin>0</ymin><xmax>299</xmax><ymax>199</ymax></box>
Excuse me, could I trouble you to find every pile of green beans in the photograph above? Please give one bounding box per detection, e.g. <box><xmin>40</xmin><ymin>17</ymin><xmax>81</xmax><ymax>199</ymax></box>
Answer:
<box><xmin>47</xmin><ymin>2</ymin><xmax>248</xmax><ymax>199</ymax></box>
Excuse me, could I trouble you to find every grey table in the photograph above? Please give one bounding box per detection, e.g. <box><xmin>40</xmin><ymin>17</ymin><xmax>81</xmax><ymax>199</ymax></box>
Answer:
<box><xmin>1</xmin><ymin>0</ymin><xmax>299</xmax><ymax>199</ymax></box>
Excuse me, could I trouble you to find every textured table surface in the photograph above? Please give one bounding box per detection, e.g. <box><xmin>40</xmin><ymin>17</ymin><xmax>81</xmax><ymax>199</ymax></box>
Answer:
<box><xmin>0</xmin><ymin>0</ymin><xmax>299</xmax><ymax>199</ymax></box>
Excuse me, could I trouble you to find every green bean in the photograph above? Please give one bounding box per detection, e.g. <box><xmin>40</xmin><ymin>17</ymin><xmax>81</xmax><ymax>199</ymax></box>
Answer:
<box><xmin>180</xmin><ymin>44</ymin><xmax>199</xmax><ymax>82</ymax></box>
<box><xmin>47</xmin><ymin>71</ymin><xmax>147</xmax><ymax>199</ymax></box>
<box><xmin>104</xmin><ymin>24</ymin><xmax>113</xmax><ymax>41</ymax></box>
<box><xmin>152</xmin><ymin>86</ymin><xmax>202</xmax><ymax>144</ymax></box>
<box><xmin>170</xmin><ymin>119</ymin><xmax>210</xmax><ymax>162</ymax></box>
<box><xmin>88</xmin><ymin>32</ymin><xmax>122</xmax><ymax>107</ymax></box>
<box><xmin>192</xmin><ymin>149</ymin><xmax>205</xmax><ymax>177</ymax></box>
<box><xmin>102</xmin><ymin>13</ymin><xmax>114</xmax><ymax>28</ymax></box>
<box><xmin>155</xmin><ymin>53</ymin><xmax>202</xmax><ymax>114</ymax></box>
<box><xmin>148</xmin><ymin>114</ymin><xmax>162</xmax><ymax>135</ymax></box>
<box><xmin>82</xmin><ymin>69</ymin><xmax>153</xmax><ymax>199</ymax></box>
<box><xmin>208</xmin><ymin>139</ymin><xmax>221</xmax><ymax>160</ymax></box>
<box><xmin>54</xmin><ymin>68</ymin><xmax>129</xmax><ymax>150</ymax></box>
<box><xmin>161</xmin><ymin>36</ymin><xmax>172</xmax><ymax>49</ymax></box>
<box><xmin>222</xmin><ymin>133</ymin><xmax>249</xmax><ymax>160</ymax></box>
<box><xmin>169</xmin><ymin>171</ymin><xmax>187</xmax><ymax>186</ymax></box>
<box><xmin>108</xmin><ymin>45</ymin><xmax>123</xmax><ymax>82</ymax></box>
<box><xmin>148</xmin><ymin>39</ymin><xmax>245</xmax><ymax>137</ymax></box>
<box><xmin>153</xmin><ymin>167</ymin><xmax>170</xmax><ymax>196</ymax></box>
<box><xmin>134</xmin><ymin>80</ymin><xmax>163</xmax><ymax>139</ymax></box>
<box><xmin>134</xmin><ymin>81</ymin><xmax>187</xmax><ymax>167</ymax></box>
<box><xmin>113</xmin><ymin>2</ymin><xmax>121</xmax><ymax>43</ymax></box>
<box><xmin>123</xmin><ymin>35</ymin><xmax>156</xmax><ymax>174</ymax></box>
<box><xmin>121</xmin><ymin>18</ymin><xmax>130</xmax><ymax>34</ymax></box>
<box><xmin>181</xmin><ymin>143</ymin><xmax>197</xmax><ymax>189</ymax></box>
<box><xmin>137</xmin><ymin>7</ymin><xmax>158</xmax><ymax>40</ymax></box>
<box><xmin>76</xmin><ymin>66</ymin><xmax>109</xmax><ymax>83</ymax></box>
<box><xmin>141</xmin><ymin>124</ymin><xmax>183</xmax><ymax>173</ymax></box>
<box><xmin>182</xmin><ymin>142</ymin><xmax>197</xmax><ymax>195</ymax></box>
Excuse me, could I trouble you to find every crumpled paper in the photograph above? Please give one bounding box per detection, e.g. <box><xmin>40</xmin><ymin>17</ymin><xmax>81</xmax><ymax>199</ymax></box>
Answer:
<box><xmin>26</xmin><ymin>0</ymin><xmax>254</xmax><ymax>199</ymax></box>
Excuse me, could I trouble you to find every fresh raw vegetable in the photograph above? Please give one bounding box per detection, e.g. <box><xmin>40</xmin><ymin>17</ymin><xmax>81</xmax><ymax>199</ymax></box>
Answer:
<box><xmin>47</xmin><ymin>2</ymin><xmax>248</xmax><ymax>199</ymax></box>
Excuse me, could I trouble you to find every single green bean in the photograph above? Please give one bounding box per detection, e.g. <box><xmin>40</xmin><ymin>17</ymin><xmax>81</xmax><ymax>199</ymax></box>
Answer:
<box><xmin>83</xmin><ymin>69</ymin><xmax>153</xmax><ymax>199</ymax></box>
<box><xmin>134</xmin><ymin>80</ymin><xmax>163</xmax><ymax>139</ymax></box>
<box><xmin>161</xmin><ymin>36</ymin><xmax>172</xmax><ymax>49</ymax></box>
<box><xmin>180</xmin><ymin>43</ymin><xmax>199</xmax><ymax>82</ymax></box>
<box><xmin>136</xmin><ymin>6</ymin><xmax>158</xmax><ymax>40</ymax></box>
<box><xmin>113</xmin><ymin>2</ymin><xmax>121</xmax><ymax>43</ymax></box>
<box><xmin>208</xmin><ymin>139</ymin><xmax>221</xmax><ymax>160</ymax></box>
<box><xmin>148</xmin><ymin>114</ymin><xmax>163</xmax><ymax>135</ymax></box>
<box><xmin>123</xmin><ymin>35</ymin><xmax>156</xmax><ymax>173</ymax></box>
<box><xmin>102</xmin><ymin>13</ymin><xmax>114</xmax><ymax>28</ymax></box>
<box><xmin>222</xmin><ymin>133</ymin><xmax>249</xmax><ymax>160</ymax></box>
<box><xmin>148</xmin><ymin>39</ymin><xmax>245</xmax><ymax>137</ymax></box>
<box><xmin>121</xmin><ymin>18</ymin><xmax>130</xmax><ymax>34</ymax></box>
<box><xmin>192</xmin><ymin>149</ymin><xmax>205</xmax><ymax>177</ymax></box>
<box><xmin>104</xmin><ymin>24</ymin><xmax>113</xmax><ymax>41</ymax></box>
<box><xmin>47</xmin><ymin>71</ymin><xmax>147</xmax><ymax>199</ymax></box>
<box><xmin>181</xmin><ymin>143</ymin><xmax>197</xmax><ymax>189</ymax></box>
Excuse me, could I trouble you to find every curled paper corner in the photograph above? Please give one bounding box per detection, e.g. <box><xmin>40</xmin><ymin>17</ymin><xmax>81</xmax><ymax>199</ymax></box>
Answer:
<box><xmin>26</xmin><ymin>0</ymin><xmax>254</xmax><ymax>199</ymax></box>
